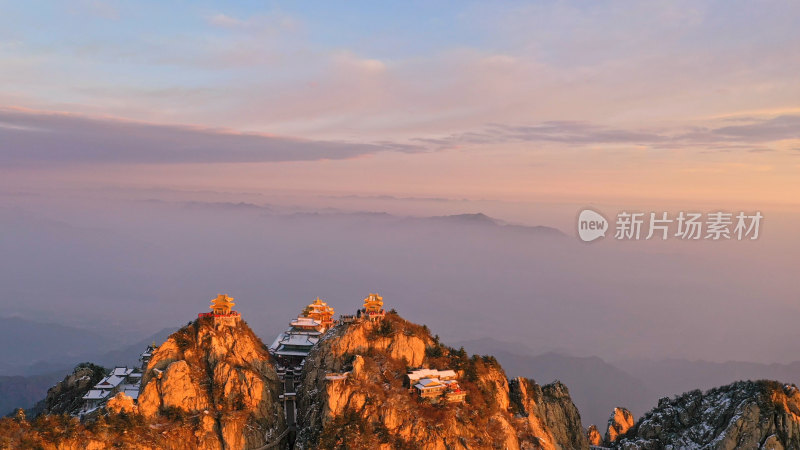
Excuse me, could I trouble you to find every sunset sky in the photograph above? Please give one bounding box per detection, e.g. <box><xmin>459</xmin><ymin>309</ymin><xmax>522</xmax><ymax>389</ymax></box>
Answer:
<box><xmin>1</xmin><ymin>0</ymin><xmax>798</xmax><ymax>212</ymax></box>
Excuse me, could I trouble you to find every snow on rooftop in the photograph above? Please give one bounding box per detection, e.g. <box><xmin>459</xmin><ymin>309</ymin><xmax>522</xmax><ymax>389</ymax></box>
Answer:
<box><xmin>291</xmin><ymin>317</ymin><xmax>321</xmax><ymax>327</ymax></box>
<box><xmin>407</xmin><ymin>369</ymin><xmax>457</xmax><ymax>382</ymax></box>
<box><xmin>111</xmin><ymin>367</ymin><xmax>134</xmax><ymax>376</ymax></box>
<box><xmin>82</xmin><ymin>389</ymin><xmax>111</xmax><ymax>400</ymax></box>
<box><xmin>415</xmin><ymin>378</ymin><xmax>444</xmax><ymax>389</ymax></box>
<box><xmin>282</xmin><ymin>333</ymin><xmax>317</xmax><ymax>346</ymax></box>
<box><xmin>123</xmin><ymin>388</ymin><xmax>140</xmax><ymax>400</ymax></box>
<box><xmin>96</xmin><ymin>375</ymin><xmax>126</xmax><ymax>388</ymax></box>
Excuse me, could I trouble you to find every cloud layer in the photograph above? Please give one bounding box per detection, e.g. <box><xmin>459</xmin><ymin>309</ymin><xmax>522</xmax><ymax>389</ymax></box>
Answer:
<box><xmin>427</xmin><ymin>116</ymin><xmax>800</xmax><ymax>150</ymax></box>
<box><xmin>0</xmin><ymin>109</ymin><xmax>418</xmax><ymax>164</ymax></box>
<box><xmin>1</xmin><ymin>108</ymin><xmax>797</xmax><ymax>166</ymax></box>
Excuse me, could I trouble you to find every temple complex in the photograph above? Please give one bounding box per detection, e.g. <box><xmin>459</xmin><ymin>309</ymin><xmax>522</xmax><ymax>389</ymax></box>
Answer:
<box><xmin>80</xmin><ymin>356</ymin><xmax>151</xmax><ymax>415</ymax></box>
<box><xmin>270</xmin><ymin>297</ymin><xmax>336</xmax><ymax>368</ymax></box>
<box><xmin>198</xmin><ymin>294</ymin><xmax>241</xmax><ymax>326</ymax></box>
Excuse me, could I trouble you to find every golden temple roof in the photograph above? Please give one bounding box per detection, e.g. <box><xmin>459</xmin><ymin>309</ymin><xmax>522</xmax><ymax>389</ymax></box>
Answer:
<box><xmin>210</xmin><ymin>294</ymin><xmax>236</xmax><ymax>315</ymax></box>
<box><xmin>363</xmin><ymin>293</ymin><xmax>384</xmax><ymax>312</ymax></box>
<box><xmin>304</xmin><ymin>297</ymin><xmax>334</xmax><ymax>321</ymax></box>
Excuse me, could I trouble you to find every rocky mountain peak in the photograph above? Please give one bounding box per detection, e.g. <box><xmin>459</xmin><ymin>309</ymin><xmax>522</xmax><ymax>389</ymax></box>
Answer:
<box><xmin>137</xmin><ymin>316</ymin><xmax>285</xmax><ymax>448</ymax></box>
<box><xmin>587</xmin><ymin>424</ymin><xmax>603</xmax><ymax>446</ymax></box>
<box><xmin>605</xmin><ymin>406</ymin><xmax>635</xmax><ymax>445</ymax></box>
<box><xmin>615</xmin><ymin>380</ymin><xmax>800</xmax><ymax>449</ymax></box>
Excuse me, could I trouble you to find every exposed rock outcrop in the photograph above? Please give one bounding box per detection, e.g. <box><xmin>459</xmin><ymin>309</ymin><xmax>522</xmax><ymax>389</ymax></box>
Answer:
<box><xmin>137</xmin><ymin>316</ymin><xmax>285</xmax><ymax>449</ymax></box>
<box><xmin>296</xmin><ymin>312</ymin><xmax>588</xmax><ymax>449</ymax></box>
<box><xmin>605</xmin><ymin>407</ymin><xmax>634</xmax><ymax>445</ymax></box>
<box><xmin>29</xmin><ymin>362</ymin><xmax>107</xmax><ymax>417</ymax></box>
<box><xmin>615</xmin><ymin>380</ymin><xmax>800</xmax><ymax>449</ymax></box>
<box><xmin>587</xmin><ymin>424</ymin><xmax>603</xmax><ymax>446</ymax></box>
<box><xmin>106</xmin><ymin>392</ymin><xmax>137</xmax><ymax>415</ymax></box>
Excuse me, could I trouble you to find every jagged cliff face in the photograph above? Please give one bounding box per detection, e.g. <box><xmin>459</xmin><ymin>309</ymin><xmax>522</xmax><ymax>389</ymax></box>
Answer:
<box><xmin>615</xmin><ymin>380</ymin><xmax>800</xmax><ymax>450</ymax></box>
<box><xmin>509</xmin><ymin>378</ymin><xmax>588</xmax><ymax>449</ymax></box>
<box><xmin>137</xmin><ymin>317</ymin><xmax>285</xmax><ymax>449</ymax></box>
<box><xmin>296</xmin><ymin>313</ymin><xmax>588</xmax><ymax>449</ymax></box>
<box><xmin>605</xmin><ymin>407</ymin><xmax>634</xmax><ymax>445</ymax></box>
<box><xmin>0</xmin><ymin>318</ymin><xmax>285</xmax><ymax>450</ymax></box>
<box><xmin>32</xmin><ymin>362</ymin><xmax>107</xmax><ymax>416</ymax></box>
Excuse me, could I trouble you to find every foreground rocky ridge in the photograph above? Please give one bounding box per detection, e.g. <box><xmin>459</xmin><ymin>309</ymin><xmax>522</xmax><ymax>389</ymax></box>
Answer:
<box><xmin>3</xmin><ymin>308</ymin><xmax>800</xmax><ymax>450</ymax></box>
<box><xmin>615</xmin><ymin>380</ymin><xmax>800</xmax><ymax>449</ymax></box>
<box><xmin>296</xmin><ymin>312</ymin><xmax>588</xmax><ymax>449</ymax></box>
<box><xmin>0</xmin><ymin>317</ymin><xmax>285</xmax><ymax>449</ymax></box>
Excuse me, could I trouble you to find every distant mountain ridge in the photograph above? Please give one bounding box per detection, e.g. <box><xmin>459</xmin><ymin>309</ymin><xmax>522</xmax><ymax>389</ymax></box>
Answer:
<box><xmin>454</xmin><ymin>338</ymin><xmax>654</xmax><ymax>428</ymax></box>
<box><xmin>0</xmin><ymin>327</ymin><xmax>176</xmax><ymax>416</ymax></box>
<box><xmin>421</xmin><ymin>212</ymin><xmax>565</xmax><ymax>235</ymax></box>
<box><xmin>615</xmin><ymin>357</ymin><xmax>800</xmax><ymax>399</ymax></box>
<box><xmin>0</xmin><ymin>372</ymin><xmax>64</xmax><ymax>417</ymax></box>
<box><xmin>0</xmin><ymin>317</ymin><xmax>120</xmax><ymax>376</ymax></box>
<box><xmin>167</xmin><ymin>199</ymin><xmax>566</xmax><ymax>236</ymax></box>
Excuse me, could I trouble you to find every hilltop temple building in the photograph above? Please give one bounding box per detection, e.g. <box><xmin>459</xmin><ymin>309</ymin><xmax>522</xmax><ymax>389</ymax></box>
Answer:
<box><xmin>198</xmin><ymin>294</ymin><xmax>241</xmax><ymax>326</ymax></box>
<box><xmin>406</xmin><ymin>368</ymin><xmax>466</xmax><ymax>403</ymax></box>
<box><xmin>357</xmin><ymin>293</ymin><xmax>386</xmax><ymax>321</ymax></box>
<box><xmin>270</xmin><ymin>293</ymin><xmax>390</xmax><ymax>391</ymax></box>
<box><xmin>270</xmin><ymin>297</ymin><xmax>336</xmax><ymax>368</ymax></box>
<box><xmin>303</xmin><ymin>297</ymin><xmax>335</xmax><ymax>329</ymax></box>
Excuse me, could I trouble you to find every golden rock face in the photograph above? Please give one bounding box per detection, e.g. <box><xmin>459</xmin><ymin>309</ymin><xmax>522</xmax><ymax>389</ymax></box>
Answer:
<box><xmin>210</xmin><ymin>294</ymin><xmax>236</xmax><ymax>315</ymax></box>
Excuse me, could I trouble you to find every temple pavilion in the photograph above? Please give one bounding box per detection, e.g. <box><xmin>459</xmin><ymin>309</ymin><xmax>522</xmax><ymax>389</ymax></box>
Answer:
<box><xmin>357</xmin><ymin>293</ymin><xmax>386</xmax><ymax>321</ymax></box>
<box><xmin>211</xmin><ymin>294</ymin><xmax>235</xmax><ymax>314</ymax></box>
<box><xmin>198</xmin><ymin>294</ymin><xmax>241</xmax><ymax>325</ymax></box>
<box><xmin>303</xmin><ymin>297</ymin><xmax>335</xmax><ymax>329</ymax></box>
